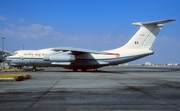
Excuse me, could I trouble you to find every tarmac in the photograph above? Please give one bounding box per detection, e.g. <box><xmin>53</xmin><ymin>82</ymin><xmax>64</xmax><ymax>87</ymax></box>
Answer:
<box><xmin>0</xmin><ymin>66</ymin><xmax>180</xmax><ymax>111</ymax></box>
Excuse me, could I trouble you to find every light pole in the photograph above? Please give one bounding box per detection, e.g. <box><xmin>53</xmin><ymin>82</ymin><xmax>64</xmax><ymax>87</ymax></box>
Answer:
<box><xmin>23</xmin><ymin>45</ymin><xmax>24</xmax><ymax>50</ymax></box>
<box><xmin>2</xmin><ymin>37</ymin><xmax>5</xmax><ymax>57</ymax></box>
<box><xmin>1</xmin><ymin>37</ymin><xmax>5</xmax><ymax>69</ymax></box>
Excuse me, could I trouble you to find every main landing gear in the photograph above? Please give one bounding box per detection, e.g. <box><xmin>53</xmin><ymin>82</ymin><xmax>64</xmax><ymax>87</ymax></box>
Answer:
<box><xmin>32</xmin><ymin>66</ymin><xmax>37</xmax><ymax>72</ymax></box>
<box><xmin>81</xmin><ymin>68</ymin><xmax>87</xmax><ymax>72</ymax></box>
<box><xmin>73</xmin><ymin>68</ymin><xmax>78</xmax><ymax>72</ymax></box>
<box><xmin>72</xmin><ymin>68</ymin><xmax>97</xmax><ymax>72</ymax></box>
<box><xmin>73</xmin><ymin>68</ymin><xmax>87</xmax><ymax>72</ymax></box>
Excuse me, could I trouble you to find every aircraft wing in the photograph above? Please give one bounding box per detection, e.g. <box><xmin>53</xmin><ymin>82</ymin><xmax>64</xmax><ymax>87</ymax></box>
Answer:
<box><xmin>52</xmin><ymin>47</ymin><xmax>106</xmax><ymax>55</ymax></box>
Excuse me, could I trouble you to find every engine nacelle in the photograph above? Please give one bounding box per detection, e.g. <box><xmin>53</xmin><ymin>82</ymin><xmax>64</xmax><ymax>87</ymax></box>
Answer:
<box><xmin>43</xmin><ymin>54</ymin><xmax>75</xmax><ymax>62</ymax></box>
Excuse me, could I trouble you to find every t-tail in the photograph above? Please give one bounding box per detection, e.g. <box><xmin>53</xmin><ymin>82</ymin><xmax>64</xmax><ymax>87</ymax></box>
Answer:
<box><xmin>109</xmin><ymin>19</ymin><xmax>175</xmax><ymax>52</ymax></box>
<box><xmin>123</xmin><ymin>19</ymin><xmax>175</xmax><ymax>49</ymax></box>
<box><xmin>106</xmin><ymin>19</ymin><xmax>175</xmax><ymax>64</ymax></box>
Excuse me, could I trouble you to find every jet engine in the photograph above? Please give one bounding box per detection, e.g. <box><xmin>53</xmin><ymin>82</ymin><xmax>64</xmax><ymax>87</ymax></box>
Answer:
<box><xmin>43</xmin><ymin>54</ymin><xmax>75</xmax><ymax>62</ymax></box>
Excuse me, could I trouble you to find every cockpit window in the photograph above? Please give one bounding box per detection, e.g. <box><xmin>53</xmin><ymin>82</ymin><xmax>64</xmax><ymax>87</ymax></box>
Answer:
<box><xmin>15</xmin><ymin>52</ymin><xmax>18</xmax><ymax>54</ymax></box>
<box><xmin>12</xmin><ymin>52</ymin><xmax>18</xmax><ymax>55</ymax></box>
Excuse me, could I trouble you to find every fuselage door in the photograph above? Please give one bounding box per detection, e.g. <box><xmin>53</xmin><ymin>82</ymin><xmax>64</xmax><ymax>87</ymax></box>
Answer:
<box><xmin>30</xmin><ymin>54</ymin><xmax>35</xmax><ymax>65</ymax></box>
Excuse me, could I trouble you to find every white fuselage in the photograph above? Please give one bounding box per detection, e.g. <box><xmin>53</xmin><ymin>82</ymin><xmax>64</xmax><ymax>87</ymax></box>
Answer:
<box><xmin>6</xmin><ymin>47</ymin><xmax>153</xmax><ymax>69</ymax></box>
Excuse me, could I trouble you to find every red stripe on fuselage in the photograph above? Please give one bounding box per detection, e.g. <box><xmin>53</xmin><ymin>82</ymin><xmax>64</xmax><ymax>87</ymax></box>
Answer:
<box><xmin>105</xmin><ymin>53</ymin><xmax>120</xmax><ymax>58</ymax></box>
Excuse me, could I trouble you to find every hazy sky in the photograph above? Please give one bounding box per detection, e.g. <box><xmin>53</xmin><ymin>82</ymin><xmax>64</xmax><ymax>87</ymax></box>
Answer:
<box><xmin>0</xmin><ymin>0</ymin><xmax>179</xmax><ymax>64</ymax></box>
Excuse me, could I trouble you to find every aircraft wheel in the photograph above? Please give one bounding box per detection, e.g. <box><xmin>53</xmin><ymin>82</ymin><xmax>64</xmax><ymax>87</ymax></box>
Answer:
<box><xmin>73</xmin><ymin>68</ymin><xmax>78</xmax><ymax>72</ymax></box>
<box><xmin>32</xmin><ymin>66</ymin><xmax>37</xmax><ymax>72</ymax></box>
<box><xmin>32</xmin><ymin>68</ymin><xmax>36</xmax><ymax>72</ymax></box>
<box><xmin>81</xmin><ymin>68</ymin><xmax>87</xmax><ymax>72</ymax></box>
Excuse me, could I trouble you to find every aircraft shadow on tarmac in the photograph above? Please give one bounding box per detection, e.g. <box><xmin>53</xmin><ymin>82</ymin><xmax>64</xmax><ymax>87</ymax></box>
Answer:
<box><xmin>39</xmin><ymin>67</ymin><xmax>180</xmax><ymax>75</ymax></box>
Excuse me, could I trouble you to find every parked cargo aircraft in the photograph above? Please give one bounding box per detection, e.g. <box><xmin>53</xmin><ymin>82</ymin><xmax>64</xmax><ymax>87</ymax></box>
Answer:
<box><xmin>5</xmin><ymin>19</ymin><xmax>175</xmax><ymax>71</ymax></box>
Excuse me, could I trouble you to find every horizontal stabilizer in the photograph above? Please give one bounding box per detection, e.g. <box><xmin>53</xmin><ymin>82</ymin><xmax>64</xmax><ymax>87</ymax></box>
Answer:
<box><xmin>133</xmin><ymin>19</ymin><xmax>175</xmax><ymax>26</ymax></box>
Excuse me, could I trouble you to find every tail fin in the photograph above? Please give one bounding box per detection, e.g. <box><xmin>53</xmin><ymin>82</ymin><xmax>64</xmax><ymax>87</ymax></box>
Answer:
<box><xmin>122</xmin><ymin>19</ymin><xmax>175</xmax><ymax>49</ymax></box>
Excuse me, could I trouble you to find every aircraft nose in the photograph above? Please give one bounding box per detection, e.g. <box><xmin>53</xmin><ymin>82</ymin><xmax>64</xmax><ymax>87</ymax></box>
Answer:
<box><xmin>3</xmin><ymin>57</ymin><xmax>6</xmax><ymax>61</ymax></box>
<box><xmin>0</xmin><ymin>55</ymin><xmax>7</xmax><ymax>62</ymax></box>
<box><xmin>5</xmin><ymin>56</ymin><xmax>12</xmax><ymax>62</ymax></box>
